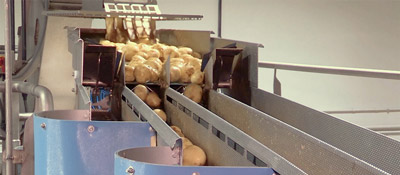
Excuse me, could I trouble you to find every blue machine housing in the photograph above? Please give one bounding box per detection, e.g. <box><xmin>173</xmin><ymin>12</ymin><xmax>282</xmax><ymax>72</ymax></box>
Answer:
<box><xmin>33</xmin><ymin>111</ymin><xmax>154</xmax><ymax>175</ymax></box>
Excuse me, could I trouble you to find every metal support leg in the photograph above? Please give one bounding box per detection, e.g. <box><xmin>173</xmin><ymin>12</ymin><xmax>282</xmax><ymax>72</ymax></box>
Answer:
<box><xmin>4</xmin><ymin>0</ymin><xmax>15</xmax><ymax>175</ymax></box>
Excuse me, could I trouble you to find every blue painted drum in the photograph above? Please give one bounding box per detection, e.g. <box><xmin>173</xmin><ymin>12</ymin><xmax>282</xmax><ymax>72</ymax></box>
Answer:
<box><xmin>115</xmin><ymin>147</ymin><xmax>276</xmax><ymax>175</ymax></box>
<box><xmin>33</xmin><ymin>111</ymin><xmax>153</xmax><ymax>175</ymax></box>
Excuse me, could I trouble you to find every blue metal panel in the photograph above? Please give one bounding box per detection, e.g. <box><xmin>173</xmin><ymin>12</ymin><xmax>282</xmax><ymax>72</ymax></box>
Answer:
<box><xmin>34</xmin><ymin>115</ymin><xmax>153</xmax><ymax>175</ymax></box>
<box><xmin>115</xmin><ymin>147</ymin><xmax>275</xmax><ymax>175</ymax></box>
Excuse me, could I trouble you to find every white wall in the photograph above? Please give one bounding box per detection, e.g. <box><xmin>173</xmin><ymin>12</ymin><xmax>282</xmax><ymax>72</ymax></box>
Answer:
<box><xmin>0</xmin><ymin>0</ymin><xmax>22</xmax><ymax>47</ymax></box>
<box><xmin>220</xmin><ymin>0</ymin><xmax>400</xmax><ymax>130</ymax></box>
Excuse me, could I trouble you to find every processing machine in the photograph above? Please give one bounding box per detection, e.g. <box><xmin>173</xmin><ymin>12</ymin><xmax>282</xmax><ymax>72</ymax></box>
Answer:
<box><xmin>1</xmin><ymin>0</ymin><xmax>400</xmax><ymax>175</ymax></box>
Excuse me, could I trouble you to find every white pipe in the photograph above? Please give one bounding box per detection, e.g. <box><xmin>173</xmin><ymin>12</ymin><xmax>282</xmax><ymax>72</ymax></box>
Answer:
<box><xmin>0</xmin><ymin>82</ymin><xmax>54</xmax><ymax>112</ymax></box>
<box><xmin>4</xmin><ymin>0</ymin><xmax>14</xmax><ymax>174</ymax></box>
<box><xmin>259</xmin><ymin>61</ymin><xmax>400</xmax><ymax>80</ymax></box>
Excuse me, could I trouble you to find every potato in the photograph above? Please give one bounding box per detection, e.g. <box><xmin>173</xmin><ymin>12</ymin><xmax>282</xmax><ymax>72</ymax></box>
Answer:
<box><xmin>115</xmin><ymin>18</ymin><xmax>129</xmax><ymax>43</ymax></box>
<box><xmin>181</xmin><ymin>66</ymin><xmax>195</xmax><ymax>83</ymax></box>
<box><xmin>125</xmin><ymin>66</ymin><xmax>135</xmax><ymax>82</ymax></box>
<box><xmin>115</xmin><ymin>43</ymin><xmax>125</xmax><ymax>52</ymax></box>
<box><xmin>170</xmin><ymin>66</ymin><xmax>182</xmax><ymax>82</ymax></box>
<box><xmin>122</xmin><ymin>44</ymin><xmax>139</xmax><ymax>61</ymax></box>
<box><xmin>153</xmin><ymin>109</ymin><xmax>167</xmax><ymax>122</ymax></box>
<box><xmin>181</xmin><ymin>54</ymin><xmax>194</xmax><ymax>63</ymax></box>
<box><xmin>178</xmin><ymin>47</ymin><xmax>193</xmax><ymax>55</ymax></box>
<box><xmin>183</xmin><ymin>84</ymin><xmax>203</xmax><ymax>103</ymax></box>
<box><xmin>182</xmin><ymin>137</ymin><xmax>193</xmax><ymax>149</ymax></box>
<box><xmin>105</xmin><ymin>18</ymin><xmax>117</xmax><ymax>42</ymax></box>
<box><xmin>134</xmin><ymin>64</ymin><xmax>152</xmax><ymax>83</ymax></box>
<box><xmin>145</xmin><ymin>92</ymin><xmax>161</xmax><ymax>108</ymax></box>
<box><xmin>183</xmin><ymin>145</ymin><xmax>207</xmax><ymax>166</ymax></box>
<box><xmin>152</xmin><ymin>43</ymin><xmax>167</xmax><ymax>56</ymax></box>
<box><xmin>129</xmin><ymin>55</ymin><xmax>146</xmax><ymax>66</ymax></box>
<box><xmin>147</xmin><ymin>57</ymin><xmax>162</xmax><ymax>65</ymax></box>
<box><xmin>149</xmin><ymin>68</ymin><xmax>160</xmax><ymax>82</ymax></box>
<box><xmin>163</xmin><ymin>46</ymin><xmax>180</xmax><ymax>60</ymax></box>
<box><xmin>138</xmin><ymin>43</ymin><xmax>151</xmax><ymax>50</ymax></box>
<box><xmin>145</xmin><ymin>60</ymin><xmax>162</xmax><ymax>72</ymax></box>
<box><xmin>171</xmin><ymin>126</ymin><xmax>184</xmax><ymax>137</ymax></box>
<box><xmin>134</xmin><ymin>84</ymin><xmax>148</xmax><ymax>101</ymax></box>
<box><xmin>190</xmin><ymin>71</ymin><xmax>204</xmax><ymax>85</ymax></box>
<box><xmin>136</xmin><ymin>51</ymin><xmax>149</xmax><ymax>59</ymax></box>
<box><xmin>187</xmin><ymin>57</ymin><xmax>202</xmax><ymax>71</ymax></box>
<box><xmin>192</xmin><ymin>51</ymin><xmax>202</xmax><ymax>59</ymax></box>
<box><xmin>100</xmin><ymin>39</ymin><xmax>114</xmax><ymax>46</ymax></box>
<box><xmin>147</xmin><ymin>49</ymin><xmax>161</xmax><ymax>58</ymax></box>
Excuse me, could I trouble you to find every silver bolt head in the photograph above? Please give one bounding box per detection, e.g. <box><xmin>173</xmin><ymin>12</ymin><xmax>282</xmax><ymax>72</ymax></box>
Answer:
<box><xmin>40</xmin><ymin>123</ymin><xmax>46</xmax><ymax>129</ymax></box>
<box><xmin>87</xmin><ymin>125</ymin><xmax>95</xmax><ymax>133</ymax></box>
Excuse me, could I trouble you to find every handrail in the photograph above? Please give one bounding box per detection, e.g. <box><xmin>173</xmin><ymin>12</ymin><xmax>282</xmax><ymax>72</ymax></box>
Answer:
<box><xmin>259</xmin><ymin>61</ymin><xmax>400</xmax><ymax>80</ymax></box>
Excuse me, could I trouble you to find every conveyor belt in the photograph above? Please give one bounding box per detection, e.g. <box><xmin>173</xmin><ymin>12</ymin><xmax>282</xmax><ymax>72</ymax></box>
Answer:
<box><xmin>208</xmin><ymin>89</ymin><xmax>387</xmax><ymax>174</ymax></box>
<box><xmin>250</xmin><ymin>87</ymin><xmax>400</xmax><ymax>174</ymax></box>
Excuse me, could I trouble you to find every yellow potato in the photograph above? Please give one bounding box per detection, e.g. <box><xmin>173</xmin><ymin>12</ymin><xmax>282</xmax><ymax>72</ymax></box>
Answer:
<box><xmin>170</xmin><ymin>66</ymin><xmax>182</xmax><ymax>82</ymax></box>
<box><xmin>125</xmin><ymin>66</ymin><xmax>135</xmax><ymax>82</ymax></box>
<box><xmin>190</xmin><ymin>71</ymin><xmax>204</xmax><ymax>85</ymax></box>
<box><xmin>153</xmin><ymin>109</ymin><xmax>167</xmax><ymax>122</ymax></box>
<box><xmin>133</xmin><ymin>84</ymin><xmax>148</xmax><ymax>101</ymax></box>
<box><xmin>183</xmin><ymin>84</ymin><xmax>203</xmax><ymax>103</ymax></box>
<box><xmin>145</xmin><ymin>92</ymin><xmax>161</xmax><ymax>108</ymax></box>
<box><xmin>178</xmin><ymin>47</ymin><xmax>193</xmax><ymax>55</ymax></box>
<box><xmin>171</xmin><ymin>126</ymin><xmax>184</xmax><ymax>137</ymax></box>
<box><xmin>183</xmin><ymin>145</ymin><xmax>207</xmax><ymax>166</ymax></box>
<box><xmin>134</xmin><ymin>64</ymin><xmax>152</xmax><ymax>83</ymax></box>
<box><xmin>182</xmin><ymin>137</ymin><xmax>193</xmax><ymax>150</ymax></box>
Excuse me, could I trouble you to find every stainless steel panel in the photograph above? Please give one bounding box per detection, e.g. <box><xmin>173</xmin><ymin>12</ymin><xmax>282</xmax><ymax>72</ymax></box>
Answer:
<box><xmin>164</xmin><ymin>88</ymin><xmax>304</xmax><ymax>174</ymax></box>
<box><xmin>208</xmin><ymin>90</ymin><xmax>387</xmax><ymax>175</ymax></box>
<box><xmin>122</xmin><ymin>87</ymin><xmax>181</xmax><ymax>148</ymax></box>
<box><xmin>250</xmin><ymin>87</ymin><xmax>400</xmax><ymax>174</ymax></box>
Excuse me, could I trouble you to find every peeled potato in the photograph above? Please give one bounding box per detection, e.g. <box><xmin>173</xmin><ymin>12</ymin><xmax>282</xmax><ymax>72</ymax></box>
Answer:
<box><xmin>182</xmin><ymin>137</ymin><xmax>193</xmax><ymax>149</ymax></box>
<box><xmin>171</xmin><ymin>126</ymin><xmax>184</xmax><ymax>137</ymax></box>
<box><xmin>145</xmin><ymin>92</ymin><xmax>161</xmax><ymax>108</ymax></box>
<box><xmin>183</xmin><ymin>145</ymin><xmax>207</xmax><ymax>166</ymax></box>
<box><xmin>153</xmin><ymin>109</ymin><xmax>167</xmax><ymax>122</ymax></box>
<box><xmin>170</xmin><ymin>66</ymin><xmax>182</xmax><ymax>82</ymax></box>
<box><xmin>183</xmin><ymin>84</ymin><xmax>203</xmax><ymax>103</ymax></box>
<box><xmin>134</xmin><ymin>84</ymin><xmax>148</xmax><ymax>101</ymax></box>
<box><xmin>134</xmin><ymin>64</ymin><xmax>152</xmax><ymax>83</ymax></box>
<box><xmin>178</xmin><ymin>47</ymin><xmax>193</xmax><ymax>55</ymax></box>
<box><xmin>125</xmin><ymin>66</ymin><xmax>135</xmax><ymax>82</ymax></box>
<box><xmin>190</xmin><ymin>71</ymin><xmax>204</xmax><ymax>84</ymax></box>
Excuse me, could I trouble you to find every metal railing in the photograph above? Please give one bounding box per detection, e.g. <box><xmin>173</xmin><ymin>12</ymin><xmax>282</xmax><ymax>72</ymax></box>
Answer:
<box><xmin>259</xmin><ymin>61</ymin><xmax>400</xmax><ymax>113</ymax></box>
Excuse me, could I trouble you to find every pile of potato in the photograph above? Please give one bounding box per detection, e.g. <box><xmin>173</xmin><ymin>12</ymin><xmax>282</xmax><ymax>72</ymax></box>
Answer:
<box><xmin>100</xmin><ymin>40</ymin><xmax>204</xmax><ymax>84</ymax></box>
<box><xmin>171</xmin><ymin>125</ymin><xmax>207</xmax><ymax>166</ymax></box>
<box><xmin>133</xmin><ymin>84</ymin><xmax>207</xmax><ymax>166</ymax></box>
